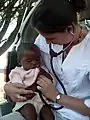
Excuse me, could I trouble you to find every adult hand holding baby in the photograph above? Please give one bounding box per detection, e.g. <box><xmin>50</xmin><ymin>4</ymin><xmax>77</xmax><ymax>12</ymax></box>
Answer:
<box><xmin>4</xmin><ymin>82</ymin><xmax>34</xmax><ymax>102</ymax></box>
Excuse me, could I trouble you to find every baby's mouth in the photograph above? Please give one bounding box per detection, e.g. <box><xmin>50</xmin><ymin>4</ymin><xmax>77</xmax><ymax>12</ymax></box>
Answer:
<box><xmin>28</xmin><ymin>64</ymin><xmax>40</xmax><ymax>69</ymax></box>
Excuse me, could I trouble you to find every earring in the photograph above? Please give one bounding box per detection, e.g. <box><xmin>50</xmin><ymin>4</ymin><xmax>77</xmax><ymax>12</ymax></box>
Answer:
<box><xmin>70</xmin><ymin>32</ymin><xmax>74</xmax><ymax>36</ymax></box>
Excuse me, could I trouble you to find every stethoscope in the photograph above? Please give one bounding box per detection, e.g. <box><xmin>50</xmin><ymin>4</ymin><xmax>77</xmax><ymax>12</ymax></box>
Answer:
<box><xmin>49</xmin><ymin>38</ymin><xmax>74</xmax><ymax>110</ymax></box>
<box><xmin>40</xmin><ymin>31</ymin><xmax>75</xmax><ymax>110</ymax></box>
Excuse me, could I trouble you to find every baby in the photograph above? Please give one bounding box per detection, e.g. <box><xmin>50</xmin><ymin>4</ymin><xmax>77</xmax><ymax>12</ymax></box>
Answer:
<box><xmin>9</xmin><ymin>43</ymin><xmax>55</xmax><ymax>120</ymax></box>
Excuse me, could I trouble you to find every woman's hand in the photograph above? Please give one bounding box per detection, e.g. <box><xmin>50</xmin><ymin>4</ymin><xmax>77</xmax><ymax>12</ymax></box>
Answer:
<box><xmin>4</xmin><ymin>82</ymin><xmax>34</xmax><ymax>102</ymax></box>
<box><xmin>37</xmin><ymin>75</ymin><xmax>59</xmax><ymax>102</ymax></box>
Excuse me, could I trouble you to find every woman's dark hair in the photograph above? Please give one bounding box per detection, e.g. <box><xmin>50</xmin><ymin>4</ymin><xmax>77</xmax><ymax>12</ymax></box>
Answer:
<box><xmin>30</xmin><ymin>0</ymin><xmax>87</xmax><ymax>33</ymax></box>
<box><xmin>17</xmin><ymin>43</ymin><xmax>40</xmax><ymax>63</ymax></box>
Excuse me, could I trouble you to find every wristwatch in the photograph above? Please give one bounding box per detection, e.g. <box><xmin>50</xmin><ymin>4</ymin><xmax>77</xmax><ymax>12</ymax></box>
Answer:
<box><xmin>56</xmin><ymin>94</ymin><xmax>61</xmax><ymax>103</ymax></box>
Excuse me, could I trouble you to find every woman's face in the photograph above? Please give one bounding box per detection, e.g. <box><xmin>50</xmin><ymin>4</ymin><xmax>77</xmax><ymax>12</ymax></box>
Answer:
<box><xmin>40</xmin><ymin>31</ymin><xmax>74</xmax><ymax>45</ymax></box>
<box><xmin>20</xmin><ymin>50</ymin><xmax>40</xmax><ymax>70</ymax></box>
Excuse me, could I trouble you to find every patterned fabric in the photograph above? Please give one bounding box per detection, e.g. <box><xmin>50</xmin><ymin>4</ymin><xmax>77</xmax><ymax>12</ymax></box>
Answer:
<box><xmin>9</xmin><ymin>67</ymin><xmax>39</xmax><ymax>86</ymax></box>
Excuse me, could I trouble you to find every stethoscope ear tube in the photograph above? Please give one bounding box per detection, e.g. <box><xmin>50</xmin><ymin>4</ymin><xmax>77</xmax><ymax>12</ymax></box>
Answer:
<box><xmin>40</xmin><ymin>30</ymin><xmax>75</xmax><ymax>109</ymax></box>
<box><xmin>50</xmin><ymin>57</ymin><xmax>67</xmax><ymax>95</ymax></box>
<box><xmin>48</xmin><ymin>56</ymin><xmax>64</xmax><ymax>110</ymax></box>
<box><xmin>39</xmin><ymin>44</ymin><xmax>68</xmax><ymax>110</ymax></box>
<box><xmin>49</xmin><ymin>43</ymin><xmax>67</xmax><ymax>109</ymax></box>
<box><xmin>49</xmin><ymin>44</ymin><xmax>67</xmax><ymax>95</ymax></box>
<box><xmin>39</xmin><ymin>44</ymin><xmax>67</xmax><ymax>110</ymax></box>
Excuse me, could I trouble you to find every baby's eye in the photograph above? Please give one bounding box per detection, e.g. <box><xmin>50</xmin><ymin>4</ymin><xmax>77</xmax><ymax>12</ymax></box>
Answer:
<box><xmin>36</xmin><ymin>58</ymin><xmax>40</xmax><ymax>61</ymax></box>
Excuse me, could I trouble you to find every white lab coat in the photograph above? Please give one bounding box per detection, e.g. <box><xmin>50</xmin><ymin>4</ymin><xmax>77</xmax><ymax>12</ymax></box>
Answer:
<box><xmin>35</xmin><ymin>33</ymin><xmax>90</xmax><ymax>120</ymax></box>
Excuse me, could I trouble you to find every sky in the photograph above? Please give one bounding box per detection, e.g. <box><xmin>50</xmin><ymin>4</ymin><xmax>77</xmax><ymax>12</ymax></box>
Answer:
<box><xmin>0</xmin><ymin>20</ymin><xmax>16</xmax><ymax>69</ymax></box>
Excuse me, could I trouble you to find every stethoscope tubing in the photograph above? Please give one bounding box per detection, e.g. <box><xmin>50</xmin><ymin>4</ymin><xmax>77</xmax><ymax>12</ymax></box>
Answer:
<box><xmin>49</xmin><ymin>40</ymin><xmax>74</xmax><ymax>109</ymax></box>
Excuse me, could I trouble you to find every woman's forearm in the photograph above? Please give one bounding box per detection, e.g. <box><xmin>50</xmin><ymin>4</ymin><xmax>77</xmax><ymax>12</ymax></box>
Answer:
<box><xmin>57</xmin><ymin>94</ymin><xmax>90</xmax><ymax>116</ymax></box>
<box><xmin>37</xmin><ymin>75</ymin><xmax>90</xmax><ymax>116</ymax></box>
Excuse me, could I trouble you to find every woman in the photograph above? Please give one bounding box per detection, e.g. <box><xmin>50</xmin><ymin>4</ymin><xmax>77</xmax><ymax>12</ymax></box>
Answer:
<box><xmin>1</xmin><ymin>0</ymin><xmax>90</xmax><ymax>120</ymax></box>
<box><xmin>30</xmin><ymin>0</ymin><xmax>90</xmax><ymax>119</ymax></box>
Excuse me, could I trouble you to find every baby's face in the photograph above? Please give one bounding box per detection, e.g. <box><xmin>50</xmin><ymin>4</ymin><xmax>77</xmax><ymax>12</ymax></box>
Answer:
<box><xmin>21</xmin><ymin>50</ymin><xmax>40</xmax><ymax>70</ymax></box>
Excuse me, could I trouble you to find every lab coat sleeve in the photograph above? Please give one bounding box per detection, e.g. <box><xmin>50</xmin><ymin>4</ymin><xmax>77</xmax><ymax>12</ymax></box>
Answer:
<box><xmin>84</xmin><ymin>73</ymin><xmax>90</xmax><ymax>108</ymax></box>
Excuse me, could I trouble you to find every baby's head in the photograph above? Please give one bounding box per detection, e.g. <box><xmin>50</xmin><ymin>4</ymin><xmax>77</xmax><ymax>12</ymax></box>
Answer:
<box><xmin>17</xmin><ymin>43</ymin><xmax>40</xmax><ymax>70</ymax></box>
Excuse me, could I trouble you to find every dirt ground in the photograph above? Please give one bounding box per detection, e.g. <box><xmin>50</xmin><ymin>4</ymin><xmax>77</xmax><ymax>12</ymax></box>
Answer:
<box><xmin>0</xmin><ymin>73</ymin><xmax>6</xmax><ymax>101</ymax></box>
